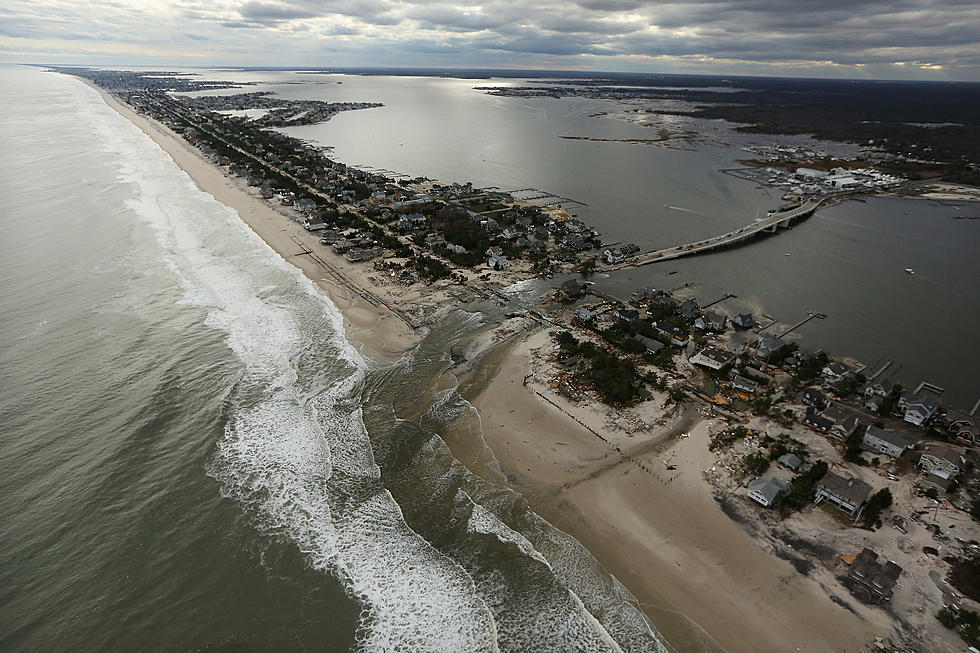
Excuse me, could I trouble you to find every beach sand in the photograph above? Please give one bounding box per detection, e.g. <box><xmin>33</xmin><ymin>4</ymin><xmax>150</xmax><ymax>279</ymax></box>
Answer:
<box><xmin>472</xmin><ymin>329</ymin><xmax>881</xmax><ymax>652</ymax></box>
<box><xmin>83</xmin><ymin>78</ymin><xmax>418</xmax><ymax>363</ymax></box>
<box><xmin>90</xmin><ymin>78</ymin><xmax>882</xmax><ymax>652</ymax></box>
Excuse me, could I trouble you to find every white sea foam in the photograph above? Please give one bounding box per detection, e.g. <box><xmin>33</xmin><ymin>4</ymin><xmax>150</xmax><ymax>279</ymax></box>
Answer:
<box><xmin>73</xmin><ymin>79</ymin><xmax>501</xmax><ymax>651</ymax></box>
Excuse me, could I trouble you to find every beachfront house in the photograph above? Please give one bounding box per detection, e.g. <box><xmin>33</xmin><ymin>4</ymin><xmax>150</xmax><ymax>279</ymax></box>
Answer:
<box><xmin>945</xmin><ymin>410</ymin><xmax>978</xmax><ymax>446</ymax></box>
<box><xmin>747</xmin><ymin>476</ymin><xmax>789</xmax><ymax>507</ymax></box>
<box><xmin>815</xmin><ymin>471</ymin><xmax>873</xmax><ymax>517</ymax></box>
<box><xmin>677</xmin><ymin>298</ymin><xmax>699</xmax><ymax>320</ymax></box>
<box><xmin>898</xmin><ymin>393</ymin><xmax>940</xmax><ymax>426</ymax></box>
<box><xmin>917</xmin><ymin>444</ymin><xmax>964</xmax><ymax>480</ymax></box>
<box><xmin>690</xmin><ymin>346</ymin><xmax>736</xmax><ymax>371</ymax></box>
<box><xmin>861</xmin><ymin>425</ymin><xmax>916</xmax><ymax>459</ymax></box>
<box><xmin>821</xmin><ymin>361</ymin><xmax>852</xmax><ymax>384</ymax></box>
<box><xmin>731</xmin><ymin>313</ymin><xmax>755</xmax><ymax>330</ymax></box>
<box><xmin>693</xmin><ymin>311</ymin><xmax>727</xmax><ymax>332</ymax></box>
<box><xmin>847</xmin><ymin>548</ymin><xmax>902</xmax><ymax>602</ymax></box>
<box><xmin>756</xmin><ymin>334</ymin><xmax>785</xmax><ymax>360</ymax></box>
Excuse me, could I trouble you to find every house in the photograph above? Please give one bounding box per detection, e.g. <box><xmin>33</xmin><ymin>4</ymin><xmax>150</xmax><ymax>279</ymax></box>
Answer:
<box><xmin>425</xmin><ymin>233</ymin><xmax>446</xmax><ymax>247</ymax></box>
<box><xmin>756</xmin><ymin>334</ymin><xmax>785</xmax><ymax>359</ymax></box>
<box><xmin>487</xmin><ymin>255</ymin><xmax>511</xmax><ymax>270</ymax></box>
<box><xmin>847</xmin><ymin>548</ymin><xmax>902</xmax><ymax>602</ymax></box>
<box><xmin>777</xmin><ymin>453</ymin><xmax>803</xmax><ymax>471</ymax></box>
<box><xmin>861</xmin><ymin>425</ymin><xmax>916</xmax><ymax>459</ymax></box>
<box><xmin>821</xmin><ymin>402</ymin><xmax>864</xmax><ymax>442</ymax></box>
<box><xmin>917</xmin><ymin>444</ymin><xmax>964</xmax><ymax>480</ymax></box>
<box><xmin>804</xmin><ymin>406</ymin><xmax>833</xmax><ymax>433</ymax></box>
<box><xmin>822</xmin><ymin>361</ymin><xmax>852</xmax><ymax>383</ymax></box>
<box><xmin>677</xmin><ymin>298</ymin><xmax>699</xmax><ymax>320</ymax></box>
<box><xmin>632</xmin><ymin>334</ymin><xmax>665</xmax><ymax>355</ymax></box>
<box><xmin>573</xmin><ymin>309</ymin><xmax>597</xmax><ymax>325</ymax></box>
<box><xmin>690</xmin><ymin>346</ymin><xmax>736</xmax><ymax>371</ymax></box>
<box><xmin>803</xmin><ymin>388</ymin><xmax>828</xmax><ymax>410</ymax></box>
<box><xmin>485</xmin><ymin>246</ymin><xmax>504</xmax><ymax>257</ymax></box>
<box><xmin>747</xmin><ymin>476</ymin><xmax>789</xmax><ymax>507</ymax></box>
<box><xmin>501</xmin><ymin>226</ymin><xmax>519</xmax><ymax>240</ymax></box>
<box><xmin>731</xmin><ymin>375</ymin><xmax>758</xmax><ymax>395</ymax></box>
<box><xmin>731</xmin><ymin>313</ymin><xmax>755</xmax><ymax>330</ymax></box>
<box><xmin>898</xmin><ymin>393</ymin><xmax>940</xmax><ymax>426</ymax></box>
<box><xmin>815</xmin><ymin>471</ymin><xmax>873</xmax><ymax>517</ymax></box>
<box><xmin>613</xmin><ymin>308</ymin><xmax>640</xmax><ymax>323</ymax></box>
<box><xmin>693</xmin><ymin>311</ymin><xmax>727</xmax><ymax>332</ymax></box>
<box><xmin>650</xmin><ymin>320</ymin><xmax>689</xmax><ymax>346</ymax></box>
<box><xmin>446</xmin><ymin>244</ymin><xmax>467</xmax><ymax>255</ymax></box>
<box><xmin>945</xmin><ymin>409</ymin><xmax>978</xmax><ymax>446</ymax></box>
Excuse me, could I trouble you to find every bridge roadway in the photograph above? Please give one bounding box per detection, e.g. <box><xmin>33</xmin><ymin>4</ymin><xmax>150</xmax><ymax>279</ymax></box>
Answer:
<box><xmin>617</xmin><ymin>198</ymin><xmax>824</xmax><ymax>268</ymax></box>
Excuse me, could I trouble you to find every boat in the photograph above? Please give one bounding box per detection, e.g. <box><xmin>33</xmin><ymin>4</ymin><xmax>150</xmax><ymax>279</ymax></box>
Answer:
<box><xmin>905</xmin><ymin>268</ymin><xmax>914</xmax><ymax>274</ymax></box>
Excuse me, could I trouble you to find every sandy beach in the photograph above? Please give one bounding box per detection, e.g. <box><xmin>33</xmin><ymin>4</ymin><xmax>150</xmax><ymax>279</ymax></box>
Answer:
<box><xmin>82</xmin><ymin>78</ymin><xmax>419</xmax><ymax>363</ymax></box>
<box><xmin>91</xmin><ymin>78</ymin><xmax>887</xmax><ymax>651</ymax></box>
<box><xmin>472</xmin><ymin>328</ymin><xmax>883</xmax><ymax>652</ymax></box>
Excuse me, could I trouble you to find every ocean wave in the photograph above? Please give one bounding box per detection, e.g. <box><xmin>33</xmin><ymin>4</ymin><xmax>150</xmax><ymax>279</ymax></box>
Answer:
<box><xmin>77</xmin><ymin>81</ymin><xmax>503</xmax><ymax>651</ymax></box>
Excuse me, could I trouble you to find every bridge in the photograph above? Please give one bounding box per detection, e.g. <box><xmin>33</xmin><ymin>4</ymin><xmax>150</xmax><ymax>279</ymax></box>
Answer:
<box><xmin>616</xmin><ymin>199</ymin><xmax>824</xmax><ymax>268</ymax></box>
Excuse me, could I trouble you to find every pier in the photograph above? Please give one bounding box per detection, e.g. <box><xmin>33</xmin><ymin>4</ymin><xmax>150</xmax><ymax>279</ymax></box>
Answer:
<box><xmin>618</xmin><ymin>199</ymin><xmax>823</xmax><ymax>268</ymax></box>
<box><xmin>775</xmin><ymin>312</ymin><xmax>826</xmax><ymax>338</ymax></box>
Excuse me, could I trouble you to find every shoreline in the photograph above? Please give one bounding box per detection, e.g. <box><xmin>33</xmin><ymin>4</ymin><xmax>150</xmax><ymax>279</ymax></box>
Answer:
<box><xmin>82</xmin><ymin>77</ymin><xmax>419</xmax><ymax>364</ymax></box>
<box><xmin>471</xmin><ymin>328</ymin><xmax>881</xmax><ymax>653</ymax></box>
<box><xmin>88</xmin><ymin>74</ymin><xmax>886</xmax><ymax>651</ymax></box>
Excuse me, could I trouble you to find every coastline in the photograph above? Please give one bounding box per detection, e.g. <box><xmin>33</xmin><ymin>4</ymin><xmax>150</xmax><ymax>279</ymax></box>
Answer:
<box><xmin>471</xmin><ymin>328</ymin><xmax>881</xmax><ymax>653</ymax></box>
<box><xmin>81</xmin><ymin>77</ymin><xmax>419</xmax><ymax>364</ymax></box>
<box><xmin>86</xmin><ymin>75</ymin><xmax>885</xmax><ymax>651</ymax></box>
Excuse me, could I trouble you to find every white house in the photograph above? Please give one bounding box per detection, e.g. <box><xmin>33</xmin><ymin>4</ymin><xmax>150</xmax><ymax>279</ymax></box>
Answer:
<box><xmin>690</xmin><ymin>346</ymin><xmax>736</xmax><ymax>371</ymax></box>
<box><xmin>861</xmin><ymin>425</ymin><xmax>915</xmax><ymax>459</ymax></box>
<box><xmin>815</xmin><ymin>471</ymin><xmax>873</xmax><ymax>517</ymax></box>
<box><xmin>899</xmin><ymin>394</ymin><xmax>940</xmax><ymax>426</ymax></box>
<box><xmin>918</xmin><ymin>445</ymin><xmax>963</xmax><ymax>480</ymax></box>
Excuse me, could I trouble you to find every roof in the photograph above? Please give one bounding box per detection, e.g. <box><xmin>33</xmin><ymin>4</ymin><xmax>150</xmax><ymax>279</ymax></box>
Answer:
<box><xmin>920</xmin><ymin>444</ymin><xmax>963</xmax><ymax>467</ymax></box>
<box><xmin>850</xmin><ymin>548</ymin><xmax>902</xmax><ymax>593</ymax></box>
<box><xmin>863</xmin><ymin>425</ymin><xmax>916</xmax><ymax>449</ymax></box>
<box><xmin>732</xmin><ymin>313</ymin><xmax>755</xmax><ymax>328</ymax></box>
<box><xmin>817</xmin><ymin>471</ymin><xmax>873</xmax><ymax>505</ymax></box>
<box><xmin>747</xmin><ymin>476</ymin><xmax>789</xmax><ymax>503</ymax></box>
<box><xmin>632</xmin><ymin>333</ymin><xmax>665</xmax><ymax>353</ymax></box>
<box><xmin>693</xmin><ymin>346</ymin><xmax>736</xmax><ymax>365</ymax></box>
<box><xmin>778</xmin><ymin>453</ymin><xmax>803</xmax><ymax>470</ymax></box>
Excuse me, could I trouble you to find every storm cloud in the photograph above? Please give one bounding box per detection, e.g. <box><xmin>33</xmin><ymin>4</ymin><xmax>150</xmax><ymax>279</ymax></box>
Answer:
<box><xmin>1</xmin><ymin>0</ymin><xmax>978</xmax><ymax>78</ymax></box>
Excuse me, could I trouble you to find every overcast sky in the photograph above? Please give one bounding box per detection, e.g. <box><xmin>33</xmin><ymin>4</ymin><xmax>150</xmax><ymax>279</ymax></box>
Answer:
<box><xmin>2</xmin><ymin>0</ymin><xmax>979</xmax><ymax>80</ymax></box>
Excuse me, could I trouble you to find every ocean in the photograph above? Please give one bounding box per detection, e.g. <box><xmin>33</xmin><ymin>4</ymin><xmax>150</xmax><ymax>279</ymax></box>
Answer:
<box><xmin>0</xmin><ymin>66</ymin><xmax>676</xmax><ymax>652</ymax></box>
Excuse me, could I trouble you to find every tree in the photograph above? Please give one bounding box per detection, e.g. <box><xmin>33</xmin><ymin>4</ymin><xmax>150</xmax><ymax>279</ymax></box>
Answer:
<box><xmin>576</xmin><ymin>257</ymin><xmax>597</xmax><ymax>276</ymax></box>
<box><xmin>741</xmin><ymin>452</ymin><xmax>771</xmax><ymax>477</ymax></box>
<box><xmin>778</xmin><ymin>460</ymin><xmax>828</xmax><ymax>511</ymax></box>
<box><xmin>862</xmin><ymin>488</ymin><xmax>893</xmax><ymax>527</ymax></box>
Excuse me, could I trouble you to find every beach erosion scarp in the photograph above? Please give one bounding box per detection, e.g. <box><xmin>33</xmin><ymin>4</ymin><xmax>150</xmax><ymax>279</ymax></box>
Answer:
<box><xmin>87</xmin><ymin>76</ymin><xmax>881</xmax><ymax>653</ymax></box>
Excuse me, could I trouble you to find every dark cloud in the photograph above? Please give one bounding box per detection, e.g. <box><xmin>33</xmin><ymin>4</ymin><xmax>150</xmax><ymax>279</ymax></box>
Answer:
<box><xmin>0</xmin><ymin>0</ymin><xmax>977</xmax><ymax>77</ymax></box>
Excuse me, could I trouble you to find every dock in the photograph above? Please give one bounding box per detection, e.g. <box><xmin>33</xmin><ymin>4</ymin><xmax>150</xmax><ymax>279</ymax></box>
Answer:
<box><xmin>775</xmin><ymin>312</ymin><xmax>826</xmax><ymax>338</ymax></box>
